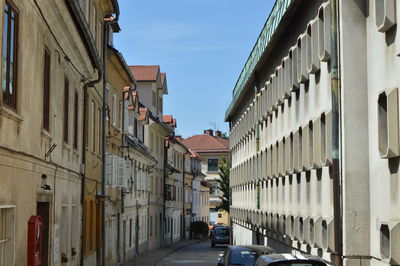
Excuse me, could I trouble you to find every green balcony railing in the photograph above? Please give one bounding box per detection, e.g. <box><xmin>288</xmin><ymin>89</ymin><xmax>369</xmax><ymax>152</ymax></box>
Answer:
<box><xmin>225</xmin><ymin>0</ymin><xmax>293</xmax><ymax>120</ymax></box>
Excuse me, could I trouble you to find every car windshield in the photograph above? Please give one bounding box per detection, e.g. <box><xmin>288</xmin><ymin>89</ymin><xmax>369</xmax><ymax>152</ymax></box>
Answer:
<box><xmin>215</xmin><ymin>228</ymin><xmax>229</xmax><ymax>236</ymax></box>
<box><xmin>231</xmin><ymin>249</ymin><xmax>256</xmax><ymax>266</ymax></box>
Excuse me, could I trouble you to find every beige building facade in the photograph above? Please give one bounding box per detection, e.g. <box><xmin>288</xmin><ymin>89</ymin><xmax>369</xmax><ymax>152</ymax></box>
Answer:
<box><xmin>227</xmin><ymin>0</ymin><xmax>400</xmax><ymax>265</ymax></box>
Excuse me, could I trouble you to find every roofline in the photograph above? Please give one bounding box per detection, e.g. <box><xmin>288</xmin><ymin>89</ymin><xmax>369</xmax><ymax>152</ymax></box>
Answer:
<box><xmin>108</xmin><ymin>45</ymin><xmax>136</xmax><ymax>84</ymax></box>
<box><xmin>225</xmin><ymin>0</ymin><xmax>294</xmax><ymax>121</ymax></box>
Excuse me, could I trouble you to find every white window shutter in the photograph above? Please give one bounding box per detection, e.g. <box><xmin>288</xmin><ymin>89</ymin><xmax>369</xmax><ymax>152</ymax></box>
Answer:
<box><xmin>124</xmin><ymin>160</ymin><xmax>131</xmax><ymax>188</ymax></box>
<box><xmin>105</xmin><ymin>153</ymin><xmax>112</xmax><ymax>186</ymax></box>
<box><xmin>118</xmin><ymin>158</ymin><xmax>124</xmax><ymax>187</ymax></box>
<box><xmin>112</xmin><ymin>155</ymin><xmax>118</xmax><ymax>187</ymax></box>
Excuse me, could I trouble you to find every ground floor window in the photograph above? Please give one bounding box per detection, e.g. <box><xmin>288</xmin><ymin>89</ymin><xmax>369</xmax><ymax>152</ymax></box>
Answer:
<box><xmin>0</xmin><ymin>207</ymin><xmax>15</xmax><ymax>266</ymax></box>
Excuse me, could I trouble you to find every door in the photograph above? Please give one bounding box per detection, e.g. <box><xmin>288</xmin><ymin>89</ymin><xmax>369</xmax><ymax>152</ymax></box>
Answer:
<box><xmin>37</xmin><ymin>202</ymin><xmax>50</xmax><ymax>266</ymax></box>
<box><xmin>122</xmin><ymin>220</ymin><xmax>126</xmax><ymax>262</ymax></box>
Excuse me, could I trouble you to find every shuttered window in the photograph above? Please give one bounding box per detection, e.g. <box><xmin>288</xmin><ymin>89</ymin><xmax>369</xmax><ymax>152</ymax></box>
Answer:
<box><xmin>43</xmin><ymin>48</ymin><xmax>51</xmax><ymax>131</ymax></box>
<box><xmin>73</xmin><ymin>92</ymin><xmax>78</xmax><ymax>149</ymax></box>
<box><xmin>63</xmin><ymin>77</ymin><xmax>69</xmax><ymax>143</ymax></box>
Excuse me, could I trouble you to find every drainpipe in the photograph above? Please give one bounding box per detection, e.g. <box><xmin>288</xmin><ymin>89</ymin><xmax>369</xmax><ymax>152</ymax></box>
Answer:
<box><xmin>330</xmin><ymin>0</ymin><xmax>343</xmax><ymax>265</ymax></box>
<box><xmin>182</xmin><ymin>155</ymin><xmax>186</xmax><ymax>240</ymax></box>
<box><xmin>102</xmin><ymin>4</ymin><xmax>120</xmax><ymax>265</ymax></box>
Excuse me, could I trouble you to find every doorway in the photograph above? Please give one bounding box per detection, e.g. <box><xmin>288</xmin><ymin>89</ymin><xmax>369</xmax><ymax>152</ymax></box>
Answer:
<box><xmin>37</xmin><ymin>202</ymin><xmax>50</xmax><ymax>266</ymax></box>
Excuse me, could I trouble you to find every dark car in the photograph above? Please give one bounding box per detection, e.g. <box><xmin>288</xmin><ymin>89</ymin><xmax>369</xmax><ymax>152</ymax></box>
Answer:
<box><xmin>211</xmin><ymin>226</ymin><xmax>230</xmax><ymax>247</ymax></box>
<box><xmin>254</xmin><ymin>253</ymin><xmax>327</xmax><ymax>266</ymax></box>
<box><xmin>218</xmin><ymin>245</ymin><xmax>276</xmax><ymax>266</ymax></box>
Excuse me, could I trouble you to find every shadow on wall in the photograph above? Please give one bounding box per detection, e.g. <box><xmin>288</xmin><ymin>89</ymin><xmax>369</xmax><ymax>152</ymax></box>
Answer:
<box><xmin>265</xmin><ymin>237</ymin><xmax>293</xmax><ymax>253</ymax></box>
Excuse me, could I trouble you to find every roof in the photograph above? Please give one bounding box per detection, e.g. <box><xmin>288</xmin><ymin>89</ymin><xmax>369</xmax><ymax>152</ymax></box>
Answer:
<box><xmin>225</xmin><ymin>0</ymin><xmax>294</xmax><ymax>121</ymax></box>
<box><xmin>181</xmin><ymin>134</ymin><xmax>229</xmax><ymax>154</ymax></box>
<box><xmin>161</xmin><ymin>73</ymin><xmax>166</xmax><ymax>86</ymax></box>
<box><xmin>129</xmin><ymin>65</ymin><xmax>160</xmax><ymax>81</ymax></box>
<box><xmin>163</xmin><ymin>115</ymin><xmax>177</xmax><ymax>128</ymax></box>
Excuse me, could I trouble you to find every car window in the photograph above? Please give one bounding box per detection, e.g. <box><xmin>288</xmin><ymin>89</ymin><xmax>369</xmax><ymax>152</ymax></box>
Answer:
<box><xmin>231</xmin><ymin>250</ymin><xmax>257</xmax><ymax>266</ymax></box>
<box><xmin>215</xmin><ymin>228</ymin><xmax>230</xmax><ymax>236</ymax></box>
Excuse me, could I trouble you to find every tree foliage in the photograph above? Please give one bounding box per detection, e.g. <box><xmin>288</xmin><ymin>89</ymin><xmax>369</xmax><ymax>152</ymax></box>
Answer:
<box><xmin>217</xmin><ymin>158</ymin><xmax>230</xmax><ymax>213</ymax></box>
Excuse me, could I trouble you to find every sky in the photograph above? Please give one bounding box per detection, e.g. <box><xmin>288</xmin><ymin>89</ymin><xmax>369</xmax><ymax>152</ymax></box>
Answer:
<box><xmin>114</xmin><ymin>0</ymin><xmax>274</xmax><ymax>138</ymax></box>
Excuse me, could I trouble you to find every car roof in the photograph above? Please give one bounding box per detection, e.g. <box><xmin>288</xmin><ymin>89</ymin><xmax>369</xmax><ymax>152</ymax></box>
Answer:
<box><xmin>256</xmin><ymin>253</ymin><xmax>326</xmax><ymax>265</ymax></box>
<box><xmin>229</xmin><ymin>245</ymin><xmax>275</xmax><ymax>253</ymax></box>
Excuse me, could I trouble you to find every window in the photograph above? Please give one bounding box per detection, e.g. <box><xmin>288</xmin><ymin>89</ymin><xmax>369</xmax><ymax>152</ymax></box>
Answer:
<box><xmin>105</xmin><ymin>85</ymin><xmax>110</xmax><ymax>120</ymax></box>
<box><xmin>134</xmin><ymin>118</ymin><xmax>138</xmax><ymax>138</ymax></box>
<box><xmin>43</xmin><ymin>48</ymin><xmax>51</xmax><ymax>131</ymax></box>
<box><xmin>63</xmin><ymin>77</ymin><xmax>69</xmax><ymax>143</ymax></box>
<box><xmin>218</xmin><ymin>213</ymin><xmax>222</xmax><ymax>218</ymax></box>
<box><xmin>119</xmin><ymin>101</ymin><xmax>122</xmax><ymax>129</ymax></box>
<box><xmin>152</xmin><ymin>91</ymin><xmax>156</xmax><ymax>107</ymax></box>
<box><xmin>129</xmin><ymin>219</ymin><xmax>132</xmax><ymax>247</ymax></box>
<box><xmin>112</xmin><ymin>93</ymin><xmax>116</xmax><ymax>126</ymax></box>
<box><xmin>158</xmin><ymin>96</ymin><xmax>162</xmax><ymax>113</ymax></box>
<box><xmin>73</xmin><ymin>92</ymin><xmax>78</xmax><ymax>149</ymax></box>
<box><xmin>2</xmin><ymin>1</ymin><xmax>18</xmax><ymax>109</ymax></box>
<box><xmin>91</xmin><ymin>100</ymin><xmax>95</xmax><ymax>152</ymax></box>
<box><xmin>98</xmin><ymin>107</ymin><xmax>102</xmax><ymax>153</ymax></box>
<box><xmin>150</xmin><ymin>216</ymin><xmax>153</xmax><ymax>236</ymax></box>
<box><xmin>208</xmin><ymin>159</ymin><xmax>218</xmax><ymax>172</ymax></box>
<box><xmin>0</xmin><ymin>207</ymin><xmax>15</xmax><ymax>266</ymax></box>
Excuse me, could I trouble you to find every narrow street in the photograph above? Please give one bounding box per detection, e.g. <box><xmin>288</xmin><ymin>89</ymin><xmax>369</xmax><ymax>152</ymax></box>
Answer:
<box><xmin>156</xmin><ymin>240</ymin><xmax>226</xmax><ymax>266</ymax></box>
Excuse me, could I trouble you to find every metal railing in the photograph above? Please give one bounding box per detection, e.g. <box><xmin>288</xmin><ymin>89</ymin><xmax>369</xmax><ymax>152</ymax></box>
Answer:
<box><xmin>225</xmin><ymin>0</ymin><xmax>293</xmax><ymax>120</ymax></box>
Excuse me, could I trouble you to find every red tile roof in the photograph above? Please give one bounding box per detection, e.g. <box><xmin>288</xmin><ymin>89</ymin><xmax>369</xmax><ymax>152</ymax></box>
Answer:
<box><xmin>163</xmin><ymin>115</ymin><xmax>177</xmax><ymax>128</ymax></box>
<box><xmin>129</xmin><ymin>65</ymin><xmax>160</xmax><ymax>81</ymax></box>
<box><xmin>181</xmin><ymin>134</ymin><xmax>229</xmax><ymax>153</ymax></box>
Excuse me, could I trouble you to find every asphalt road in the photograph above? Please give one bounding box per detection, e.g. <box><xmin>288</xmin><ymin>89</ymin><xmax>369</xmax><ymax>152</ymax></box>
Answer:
<box><xmin>155</xmin><ymin>240</ymin><xmax>227</xmax><ymax>266</ymax></box>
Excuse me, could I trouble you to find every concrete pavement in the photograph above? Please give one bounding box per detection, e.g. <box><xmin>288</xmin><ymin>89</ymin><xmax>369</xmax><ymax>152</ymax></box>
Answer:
<box><xmin>122</xmin><ymin>239</ymin><xmax>205</xmax><ymax>266</ymax></box>
<box><xmin>156</xmin><ymin>239</ymin><xmax>227</xmax><ymax>266</ymax></box>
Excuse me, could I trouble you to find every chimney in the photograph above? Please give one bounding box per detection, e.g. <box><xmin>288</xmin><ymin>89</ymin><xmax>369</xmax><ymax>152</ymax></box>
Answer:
<box><xmin>215</xmin><ymin>131</ymin><xmax>222</xmax><ymax>137</ymax></box>
<box><xmin>205</xmin><ymin>129</ymin><xmax>213</xmax><ymax>136</ymax></box>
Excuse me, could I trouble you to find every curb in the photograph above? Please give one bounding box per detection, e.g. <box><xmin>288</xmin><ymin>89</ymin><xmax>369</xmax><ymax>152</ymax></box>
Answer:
<box><xmin>152</xmin><ymin>239</ymin><xmax>205</xmax><ymax>265</ymax></box>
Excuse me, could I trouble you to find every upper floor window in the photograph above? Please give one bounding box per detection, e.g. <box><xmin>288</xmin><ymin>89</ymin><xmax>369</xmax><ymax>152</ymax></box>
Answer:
<box><xmin>63</xmin><ymin>77</ymin><xmax>69</xmax><ymax>143</ymax></box>
<box><xmin>208</xmin><ymin>159</ymin><xmax>218</xmax><ymax>172</ymax></box>
<box><xmin>2</xmin><ymin>1</ymin><xmax>18</xmax><ymax>109</ymax></box>
<box><xmin>43</xmin><ymin>48</ymin><xmax>51</xmax><ymax>131</ymax></box>
<box><xmin>112</xmin><ymin>93</ymin><xmax>116</xmax><ymax>126</ymax></box>
<box><xmin>152</xmin><ymin>91</ymin><xmax>156</xmax><ymax>108</ymax></box>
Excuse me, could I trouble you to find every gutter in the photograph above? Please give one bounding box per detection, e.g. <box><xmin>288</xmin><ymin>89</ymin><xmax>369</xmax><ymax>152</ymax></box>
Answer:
<box><xmin>330</xmin><ymin>0</ymin><xmax>343</xmax><ymax>265</ymax></box>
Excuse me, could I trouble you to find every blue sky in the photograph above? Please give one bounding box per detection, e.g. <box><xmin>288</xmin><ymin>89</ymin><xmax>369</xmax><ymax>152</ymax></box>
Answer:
<box><xmin>115</xmin><ymin>0</ymin><xmax>274</xmax><ymax>138</ymax></box>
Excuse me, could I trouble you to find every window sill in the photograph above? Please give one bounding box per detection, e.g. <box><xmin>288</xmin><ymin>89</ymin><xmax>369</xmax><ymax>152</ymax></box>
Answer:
<box><xmin>0</xmin><ymin>105</ymin><xmax>23</xmax><ymax>123</ymax></box>
<box><xmin>41</xmin><ymin>129</ymin><xmax>53</xmax><ymax>141</ymax></box>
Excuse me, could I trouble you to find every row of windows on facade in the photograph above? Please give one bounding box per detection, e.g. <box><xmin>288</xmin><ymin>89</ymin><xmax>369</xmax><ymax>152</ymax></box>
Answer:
<box><xmin>2</xmin><ymin>1</ymin><xmax>82</xmax><ymax>148</ymax></box>
<box><xmin>150</xmin><ymin>131</ymin><xmax>165</xmax><ymax>157</ymax></box>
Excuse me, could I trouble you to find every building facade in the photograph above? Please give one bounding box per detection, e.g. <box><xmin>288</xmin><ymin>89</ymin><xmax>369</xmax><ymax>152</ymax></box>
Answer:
<box><xmin>226</xmin><ymin>0</ymin><xmax>400</xmax><ymax>265</ymax></box>
<box><xmin>0</xmin><ymin>0</ymin><xmax>116</xmax><ymax>265</ymax></box>
<box><xmin>181</xmin><ymin>130</ymin><xmax>229</xmax><ymax>225</ymax></box>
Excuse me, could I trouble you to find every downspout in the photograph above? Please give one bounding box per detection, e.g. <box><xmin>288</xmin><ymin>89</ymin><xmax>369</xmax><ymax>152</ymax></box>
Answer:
<box><xmin>162</xmin><ymin>138</ymin><xmax>168</xmax><ymax>247</ymax></box>
<box><xmin>102</xmin><ymin>3</ymin><xmax>120</xmax><ymax>265</ymax></box>
<box><xmin>182</xmin><ymin>156</ymin><xmax>186</xmax><ymax>240</ymax></box>
<box><xmin>330</xmin><ymin>0</ymin><xmax>343</xmax><ymax>265</ymax></box>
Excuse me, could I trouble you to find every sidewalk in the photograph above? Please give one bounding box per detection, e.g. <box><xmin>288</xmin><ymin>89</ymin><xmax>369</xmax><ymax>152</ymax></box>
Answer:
<box><xmin>122</xmin><ymin>239</ymin><xmax>204</xmax><ymax>266</ymax></box>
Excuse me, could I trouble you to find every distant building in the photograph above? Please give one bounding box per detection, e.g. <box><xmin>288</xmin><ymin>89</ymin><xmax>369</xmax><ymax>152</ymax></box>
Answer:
<box><xmin>181</xmin><ymin>130</ymin><xmax>229</xmax><ymax>225</ymax></box>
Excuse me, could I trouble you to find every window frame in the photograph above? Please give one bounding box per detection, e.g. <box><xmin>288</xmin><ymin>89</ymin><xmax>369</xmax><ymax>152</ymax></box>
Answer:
<box><xmin>73</xmin><ymin>92</ymin><xmax>79</xmax><ymax>149</ymax></box>
<box><xmin>2</xmin><ymin>0</ymin><xmax>18</xmax><ymax>110</ymax></box>
<box><xmin>63</xmin><ymin>76</ymin><xmax>69</xmax><ymax>143</ymax></box>
<box><xmin>43</xmin><ymin>47</ymin><xmax>51</xmax><ymax>132</ymax></box>
<box><xmin>207</xmin><ymin>158</ymin><xmax>219</xmax><ymax>172</ymax></box>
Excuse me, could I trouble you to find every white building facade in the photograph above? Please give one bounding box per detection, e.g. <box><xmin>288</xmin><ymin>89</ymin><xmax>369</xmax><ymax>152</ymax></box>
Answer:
<box><xmin>226</xmin><ymin>0</ymin><xmax>400</xmax><ymax>265</ymax></box>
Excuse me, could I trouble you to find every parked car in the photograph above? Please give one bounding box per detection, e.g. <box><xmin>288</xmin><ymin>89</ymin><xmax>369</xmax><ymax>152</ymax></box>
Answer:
<box><xmin>218</xmin><ymin>245</ymin><xmax>275</xmax><ymax>266</ymax></box>
<box><xmin>254</xmin><ymin>253</ymin><xmax>327</xmax><ymax>266</ymax></box>
<box><xmin>211</xmin><ymin>226</ymin><xmax>230</xmax><ymax>247</ymax></box>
